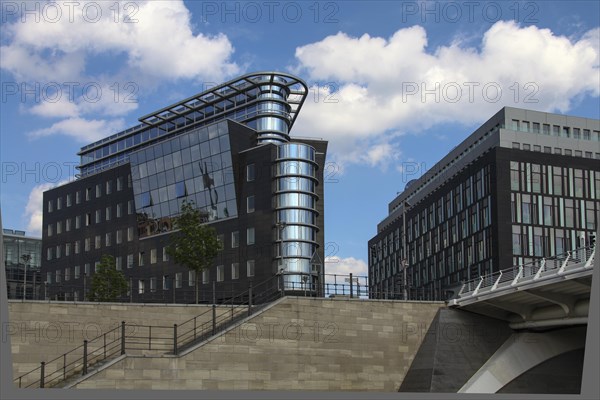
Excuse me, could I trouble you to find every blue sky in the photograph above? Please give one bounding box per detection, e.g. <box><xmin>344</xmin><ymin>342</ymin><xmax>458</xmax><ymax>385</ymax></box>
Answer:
<box><xmin>1</xmin><ymin>1</ymin><xmax>599</xmax><ymax>276</ymax></box>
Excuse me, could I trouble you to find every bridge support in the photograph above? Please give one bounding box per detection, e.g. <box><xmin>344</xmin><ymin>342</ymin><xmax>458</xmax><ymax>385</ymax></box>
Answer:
<box><xmin>459</xmin><ymin>326</ymin><xmax>586</xmax><ymax>393</ymax></box>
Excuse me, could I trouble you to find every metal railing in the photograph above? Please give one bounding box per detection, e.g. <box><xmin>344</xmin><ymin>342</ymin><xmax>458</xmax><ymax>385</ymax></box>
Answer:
<box><xmin>456</xmin><ymin>245</ymin><xmax>596</xmax><ymax>300</ymax></box>
<box><xmin>14</xmin><ymin>274</ymin><xmax>284</xmax><ymax>389</ymax></box>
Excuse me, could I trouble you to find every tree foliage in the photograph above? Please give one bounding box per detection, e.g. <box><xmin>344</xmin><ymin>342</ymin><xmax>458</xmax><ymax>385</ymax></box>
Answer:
<box><xmin>167</xmin><ymin>200</ymin><xmax>222</xmax><ymax>303</ymax></box>
<box><xmin>88</xmin><ymin>255</ymin><xmax>128</xmax><ymax>302</ymax></box>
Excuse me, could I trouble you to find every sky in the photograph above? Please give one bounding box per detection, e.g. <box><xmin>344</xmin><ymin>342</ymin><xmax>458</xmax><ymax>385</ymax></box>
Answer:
<box><xmin>1</xmin><ymin>0</ymin><xmax>599</xmax><ymax>278</ymax></box>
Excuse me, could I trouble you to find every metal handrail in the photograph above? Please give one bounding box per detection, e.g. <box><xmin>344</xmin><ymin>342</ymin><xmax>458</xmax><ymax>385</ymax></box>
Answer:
<box><xmin>458</xmin><ymin>245</ymin><xmax>595</xmax><ymax>299</ymax></box>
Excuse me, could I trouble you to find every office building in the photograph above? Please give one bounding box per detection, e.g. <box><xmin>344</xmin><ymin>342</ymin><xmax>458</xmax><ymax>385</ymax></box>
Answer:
<box><xmin>42</xmin><ymin>72</ymin><xmax>327</xmax><ymax>302</ymax></box>
<box><xmin>2</xmin><ymin>229</ymin><xmax>42</xmax><ymax>299</ymax></box>
<box><xmin>369</xmin><ymin>107</ymin><xmax>599</xmax><ymax>300</ymax></box>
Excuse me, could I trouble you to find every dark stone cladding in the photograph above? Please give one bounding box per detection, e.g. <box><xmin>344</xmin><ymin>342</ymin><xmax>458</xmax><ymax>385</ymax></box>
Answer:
<box><xmin>41</xmin><ymin>120</ymin><xmax>328</xmax><ymax>303</ymax></box>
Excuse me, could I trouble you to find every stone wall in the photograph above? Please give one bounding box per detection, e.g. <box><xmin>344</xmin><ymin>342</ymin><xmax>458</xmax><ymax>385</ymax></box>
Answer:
<box><xmin>7</xmin><ymin>300</ymin><xmax>233</xmax><ymax>387</ymax></box>
<box><xmin>72</xmin><ymin>297</ymin><xmax>444</xmax><ymax>391</ymax></box>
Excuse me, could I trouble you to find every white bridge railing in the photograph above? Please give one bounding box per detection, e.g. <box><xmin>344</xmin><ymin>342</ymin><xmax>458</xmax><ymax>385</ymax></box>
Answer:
<box><xmin>454</xmin><ymin>245</ymin><xmax>596</xmax><ymax>303</ymax></box>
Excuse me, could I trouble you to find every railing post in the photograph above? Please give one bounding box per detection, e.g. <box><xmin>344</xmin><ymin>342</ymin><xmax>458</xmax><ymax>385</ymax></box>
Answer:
<box><xmin>248</xmin><ymin>282</ymin><xmax>253</xmax><ymax>316</ymax></box>
<box><xmin>349</xmin><ymin>273</ymin><xmax>353</xmax><ymax>298</ymax></box>
<box><xmin>40</xmin><ymin>361</ymin><xmax>45</xmax><ymax>388</ymax></box>
<box><xmin>121</xmin><ymin>321</ymin><xmax>126</xmax><ymax>355</ymax></box>
<box><xmin>173</xmin><ymin>324</ymin><xmax>178</xmax><ymax>355</ymax></box>
<box><xmin>279</xmin><ymin>272</ymin><xmax>285</xmax><ymax>297</ymax></box>
<box><xmin>212</xmin><ymin>281</ymin><xmax>216</xmax><ymax>305</ymax></box>
<box><xmin>103</xmin><ymin>333</ymin><xmax>107</xmax><ymax>359</ymax></box>
<box><xmin>82</xmin><ymin>340</ymin><xmax>88</xmax><ymax>375</ymax></box>
<box><xmin>194</xmin><ymin>317</ymin><xmax>197</xmax><ymax>340</ymax></box>
<box><xmin>149</xmin><ymin>326</ymin><xmax>152</xmax><ymax>350</ymax></box>
<box><xmin>129</xmin><ymin>277</ymin><xmax>133</xmax><ymax>303</ymax></box>
<box><xmin>63</xmin><ymin>353</ymin><xmax>66</xmax><ymax>380</ymax></box>
<box><xmin>212</xmin><ymin>304</ymin><xmax>217</xmax><ymax>335</ymax></box>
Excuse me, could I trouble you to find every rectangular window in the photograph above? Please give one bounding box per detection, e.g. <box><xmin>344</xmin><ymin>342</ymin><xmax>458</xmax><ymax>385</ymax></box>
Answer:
<box><xmin>246</xmin><ymin>164</ymin><xmax>256</xmax><ymax>182</ymax></box>
<box><xmin>542</xmin><ymin>124</ymin><xmax>550</xmax><ymax>135</ymax></box>
<box><xmin>96</xmin><ymin>184</ymin><xmax>102</xmax><ymax>198</ymax></box>
<box><xmin>162</xmin><ymin>276</ymin><xmax>169</xmax><ymax>290</ymax></box>
<box><xmin>117</xmin><ymin>177</ymin><xmax>124</xmax><ymax>191</ymax></box>
<box><xmin>75</xmin><ymin>241</ymin><xmax>80</xmax><ymax>254</ymax></box>
<box><xmin>247</xmin><ymin>260</ymin><xmax>255</xmax><ymax>277</ymax></box>
<box><xmin>247</xmin><ymin>227</ymin><xmax>255</xmax><ymax>245</ymax></box>
<box><xmin>47</xmin><ymin>224</ymin><xmax>53</xmax><ymax>237</ymax></box>
<box><xmin>76</xmin><ymin>191</ymin><xmax>81</xmax><ymax>204</ymax></box>
<box><xmin>138</xmin><ymin>252</ymin><xmax>145</xmax><ymax>266</ymax></box>
<box><xmin>127</xmin><ymin>254</ymin><xmax>134</xmax><ymax>269</ymax></box>
<box><xmin>74</xmin><ymin>265</ymin><xmax>80</xmax><ymax>279</ymax></box>
<box><xmin>115</xmin><ymin>256</ymin><xmax>122</xmax><ymax>271</ymax></box>
<box><xmin>583</xmin><ymin>129</ymin><xmax>591</xmax><ymax>140</ymax></box>
<box><xmin>202</xmin><ymin>269</ymin><xmax>209</xmax><ymax>284</ymax></box>
<box><xmin>57</xmin><ymin>197</ymin><xmax>62</xmax><ymax>210</ymax></box>
<box><xmin>46</xmin><ymin>272</ymin><xmax>52</xmax><ymax>284</ymax></box>
<box><xmin>56</xmin><ymin>221</ymin><xmax>62</xmax><ymax>234</ymax></box>
<box><xmin>247</xmin><ymin>195</ymin><xmax>255</xmax><ymax>213</ymax></box>
<box><xmin>105</xmin><ymin>232</ymin><xmax>111</xmax><ymax>246</ymax></box>
<box><xmin>55</xmin><ymin>270</ymin><xmax>61</xmax><ymax>283</ymax></box>
<box><xmin>47</xmin><ymin>200</ymin><xmax>53</xmax><ymax>213</ymax></box>
<box><xmin>127</xmin><ymin>227</ymin><xmax>134</xmax><ymax>241</ymax></box>
<box><xmin>116</xmin><ymin>203</ymin><xmax>123</xmax><ymax>218</ymax></box>
<box><xmin>105</xmin><ymin>207</ymin><xmax>111</xmax><ymax>221</ymax></box>
<box><xmin>116</xmin><ymin>230</ymin><xmax>122</xmax><ymax>244</ymax></box>
<box><xmin>573</xmin><ymin>128</ymin><xmax>581</xmax><ymax>139</ymax></box>
<box><xmin>128</xmin><ymin>200</ymin><xmax>134</xmax><ymax>214</ymax></box>
<box><xmin>85</xmin><ymin>238</ymin><xmax>91</xmax><ymax>251</ymax></box>
<box><xmin>66</xmin><ymin>193</ymin><xmax>72</xmax><ymax>207</ymax></box>
<box><xmin>189</xmin><ymin>270</ymin><xmax>196</xmax><ymax>286</ymax></box>
<box><xmin>86</xmin><ymin>187</ymin><xmax>92</xmax><ymax>201</ymax></box>
<box><xmin>95</xmin><ymin>209</ymin><xmax>102</xmax><ymax>223</ymax></box>
<box><xmin>162</xmin><ymin>247</ymin><xmax>169</xmax><ymax>262</ymax></box>
<box><xmin>150</xmin><ymin>249</ymin><xmax>157</xmax><ymax>264</ymax></box>
<box><xmin>66</xmin><ymin>218</ymin><xmax>71</xmax><ymax>232</ymax></box>
<box><xmin>231</xmin><ymin>231</ymin><xmax>239</xmax><ymax>248</ymax></box>
<box><xmin>65</xmin><ymin>267</ymin><xmax>70</xmax><ymax>281</ymax></box>
<box><xmin>95</xmin><ymin>235</ymin><xmax>101</xmax><ymax>249</ymax></box>
<box><xmin>217</xmin><ymin>265</ymin><xmax>224</xmax><ymax>282</ymax></box>
<box><xmin>46</xmin><ymin>247</ymin><xmax>52</xmax><ymax>260</ymax></box>
<box><xmin>175</xmin><ymin>272</ymin><xmax>182</xmax><ymax>289</ymax></box>
<box><xmin>84</xmin><ymin>263</ymin><xmax>90</xmax><ymax>275</ymax></box>
<box><xmin>231</xmin><ymin>263</ymin><xmax>239</xmax><ymax>280</ymax></box>
<box><xmin>138</xmin><ymin>280</ymin><xmax>145</xmax><ymax>294</ymax></box>
<box><xmin>76</xmin><ymin>215</ymin><xmax>81</xmax><ymax>229</ymax></box>
<box><xmin>106</xmin><ymin>180</ymin><xmax>112</xmax><ymax>194</ymax></box>
<box><xmin>65</xmin><ymin>243</ymin><xmax>71</xmax><ymax>256</ymax></box>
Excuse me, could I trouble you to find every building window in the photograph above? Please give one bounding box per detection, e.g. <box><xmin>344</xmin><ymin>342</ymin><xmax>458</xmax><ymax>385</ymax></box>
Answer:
<box><xmin>246</xmin><ymin>164</ymin><xmax>256</xmax><ymax>182</ymax></box>
<box><xmin>128</xmin><ymin>200</ymin><xmax>134</xmax><ymax>215</ymax></box>
<box><xmin>189</xmin><ymin>270</ymin><xmax>196</xmax><ymax>286</ymax></box>
<box><xmin>138</xmin><ymin>280</ymin><xmax>145</xmax><ymax>294</ymax></box>
<box><xmin>105</xmin><ymin>232</ymin><xmax>111</xmax><ymax>246</ymax></box>
<box><xmin>231</xmin><ymin>231</ymin><xmax>239</xmax><ymax>248</ymax></box>
<box><xmin>47</xmin><ymin>224</ymin><xmax>53</xmax><ymax>237</ymax></box>
<box><xmin>106</xmin><ymin>207</ymin><xmax>111</xmax><ymax>221</ymax></box>
<box><xmin>65</xmin><ymin>243</ymin><xmax>71</xmax><ymax>256</ymax></box>
<box><xmin>46</xmin><ymin>247</ymin><xmax>52</xmax><ymax>261</ymax></box>
<box><xmin>150</xmin><ymin>249</ymin><xmax>157</xmax><ymax>264</ymax></box>
<box><xmin>106</xmin><ymin>180</ymin><xmax>112</xmax><ymax>194</ymax></box>
<box><xmin>175</xmin><ymin>273</ymin><xmax>182</xmax><ymax>289</ymax></box>
<box><xmin>66</xmin><ymin>194</ymin><xmax>72</xmax><ymax>207</ymax></box>
<box><xmin>202</xmin><ymin>269</ymin><xmax>209</xmax><ymax>284</ymax></box>
<box><xmin>247</xmin><ymin>195</ymin><xmax>255</xmax><ymax>213</ymax></box>
<box><xmin>247</xmin><ymin>228</ymin><xmax>255</xmax><ymax>245</ymax></box>
<box><xmin>48</xmin><ymin>200</ymin><xmax>53</xmax><ymax>213</ymax></box>
<box><xmin>127</xmin><ymin>254</ymin><xmax>134</xmax><ymax>269</ymax></box>
<box><xmin>46</xmin><ymin>272</ymin><xmax>52</xmax><ymax>284</ymax></box>
<box><xmin>74</xmin><ymin>265</ymin><xmax>80</xmax><ymax>279</ymax></box>
<box><xmin>95</xmin><ymin>235</ymin><xmax>101</xmax><ymax>249</ymax></box>
<box><xmin>217</xmin><ymin>234</ymin><xmax>224</xmax><ymax>250</ymax></box>
<box><xmin>75</xmin><ymin>241</ymin><xmax>81</xmax><ymax>254</ymax></box>
<box><xmin>163</xmin><ymin>247</ymin><xmax>169</xmax><ymax>262</ymax></box>
<box><xmin>95</xmin><ymin>210</ymin><xmax>101</xmax><ymax>223</ymax></box>
<box><xmin>116</xmin><ymin>230</ymin><xmax>122</xmax><ymax>244</ymax></box>
<box><xmin>583</xmin><ymin>129</ymin><xmax>591</xmax><ymax>140</ymax></box>
<box><xmin>217</xmin><ymin>265</ymin><xmax>224</xmax><ymax>282</ymax></box>
<box><xmin>115</xmin><ymin>256</ymin><xmax>122</xmax><ymax>271</ymax></box>
<box><xmin>247</xmin><ymin>260</ymin><xmax>255</xmax><ymax>277</ymax></box>
<box><xmin>84</xmin><ymin>263</ymin><xmax>90</xmax><ymax>275</ymax></box>
<box><xmin>76</xmin><ymin>191</ymin><xmax>81</xmax><ymax>204</ymax></box>
<box><xmin>84</xmin><ymin>238</ymin><xmax>91</xmax><ymax>252</ymax></box>
<box><xmin>231</xmin><ymin>263</ymin><xmax>239</xmax><ymax>280</ymax></box>
<box><xmin>57</xmin><ymin>197</ymin><xmax>62</xmax><ymax>210</ymax></box>
<box><xmin>76</xmin><ymin>215</ymin><xmax>81</xmax><ymax>229</ymax></box>
<box><xmin>65</xmin><ymin>268</ymin><xmax>70</xmax><ymax>281</ymax></box>
<box><xmin>127</xmin><ymin>227</ymin><xmax>134</xmax><ymax>241</ymax></box>
<box><xmin>55</xmin><ymin>270</ymin><xmax>61</xmax><ymax>283</ymax></box>
<box><xmin>162</xmin><ymin>276</ymin><xmax>169</xmax><ymax>290</ymax></box>
<box><xmin>138</xmin><ymin>252</ymin><xmax>145</xmax><ymax>266</ymax></box>
<box><xmin>56</xmin><ymin>221</ymin><xmax>62</xmax><ymax>234</ymax></box>
<box><xmin>117</xmin><ymin>177</ymin><xmax>124</xmax><ymax>191</ymax></box>
<box><xmin>86</xmin><ymin>188</ymin><xmax>92</xmax><ymax>201</ymax></box>
<box><xmin>85</xmin><ymin>213</ymin><xmax>91</xmax><ymax>226</ymax></box>
<box><xmin>116</xmin><ymin>203</ymin><xmax>123</xmax><ymax>218</ymax></box>
<box><xmin>96</xmin><ymin>184</ymin><xmax>102</xmax><ymax>198</ymax></box>
<box><xmin>66</xmin><ymin>218</ymin><xmax>72</xmax><ymax>232</ymax></box>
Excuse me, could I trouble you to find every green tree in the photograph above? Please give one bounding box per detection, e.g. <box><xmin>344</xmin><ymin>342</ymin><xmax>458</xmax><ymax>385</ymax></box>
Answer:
<box><xmin>88</xmin><ymin>255</ymin><xmax>128</xmax><ymax>302</ymax></box>
<box><xmin>167</xmin><ymin>200</ymin><xmax>222</xmax><ymax>303</ymax></box>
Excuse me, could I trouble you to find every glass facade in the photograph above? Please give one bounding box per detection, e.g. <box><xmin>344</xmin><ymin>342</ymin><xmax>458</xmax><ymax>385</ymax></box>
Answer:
<box><xmin>3</xmin><ymin>230</ymin><xmax>42</xmax><ymax>299</ymax></box>
<box><xmin>273</xmin><ymin>143</ymin><xmax>320</xmax><ymax>289</ymax></box>
<box><xmin>130</xmin><ymin>120</ymin><xmax>237</xmax><ymax>235</ymax></box>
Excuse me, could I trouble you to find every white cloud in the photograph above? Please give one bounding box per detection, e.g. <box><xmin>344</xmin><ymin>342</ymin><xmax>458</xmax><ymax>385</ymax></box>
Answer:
<box><xmin>325</xmin><ymin>256</ymin><xmax>368</xmax><ymax>280</ymax></box>
<box><xmin>24</xmin><ymin>181</ymin><xmax>69</xmax><ymax>236</ymax></box>
<box><xmin>28</xmin><ymin>117</ymin><xmax>126</xmax><ymax>143</ymax></box>
<box><xmin>1</xmin><ymin>0</ymin><xmax>241</xmax><ymax>142</ymax></box>
<box><xmin>292</xmin><ymin>21</ymin><xmax>600</xmax><ymax>168</ymax></box>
